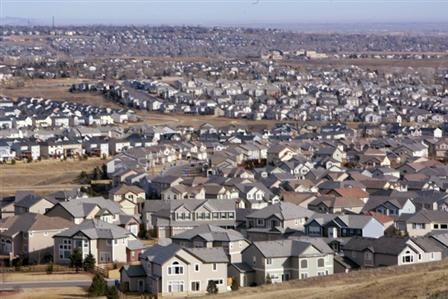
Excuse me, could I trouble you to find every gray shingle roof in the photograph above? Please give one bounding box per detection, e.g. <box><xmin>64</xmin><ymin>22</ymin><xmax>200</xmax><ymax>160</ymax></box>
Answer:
<box><xmin>185</xmin><ymin>247</ymin><xmax>229</xmax><ymax>263</ymax></box>
<box><xmin>251</xmin><ymin>239</ymin><xmax>317</xmax><ymax>258</ymax></box>
<box><xmin>171</xmin><ymin>224</ymin><xmax>244</xmax><ymax>242</ymax></box>
<box><xmin>54</xmin><ymin>219</ymin><xmax>129</xmax><ymax>240</ymax></box>
<box><xmin>54</xmin><ymin>197</ymin><xmax>125</xmax><ymax>218</ymax></box>
<box><xmin>247</xmin><ymin>202</ymin><xmax>313</xmax><ymax>220</ymax></box>
<box><xmin>120</xmin><ymin>264</ymin><xmax>146</xmax><ymax>277</ymax></box>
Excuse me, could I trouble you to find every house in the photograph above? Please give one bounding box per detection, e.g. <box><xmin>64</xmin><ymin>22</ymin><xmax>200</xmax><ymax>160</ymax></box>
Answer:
<box><xmin>53</xmin><ymin>219</ymin><xmax>133</xmax><ymax>265</ymax></box>
<box><xmin>120</xmin><ymin>243</ymin><xmax>229</xmax><ymax>296</ymax></box>
<box><xmin>305</xmin><ymin>214</ymin><xmax>385</xmax><ymax>239</ymax></box>
<box><xmin>234</xmin><ymin>239</ymin><xmax>333</xmax><ymax>286</ymax></box>
<box><xmin>343</xmin><ymin>236</ymin><xmax>443</xmax><ymax>268</ymax></box>
<box><xmin>170</xmin><ymin>224</ymin><xmax>250</xmax><ymax>263</ymax></box>
<box><xmin>404</xmin><ymin>210</ymin><xmax>448</xmax><ymax>236</ymax></box>
<box><xmin>45</xmin><ymin>197</ymin><xmax>140</xmax><ymax>236</ymax></box>
<box><xmin>14</xmin><ymin>193</ymin><xmax>56</xmax><ymax>215</ymax></box>
<box><xmin>143</xmin><ymin>199</ymin><xmax>236</xmax><ymax>239</ymax></box>
<box><xmin>109</xmin><ymin>184</ymin><xmax>146</xmax><ymax>215</ymax></box>
<box><xmin>308</xmin><ymin>195</ymin><xmax>365</xmax><ymax>214</ymax></box>
<box><xmin>362</xmin><ymin>196</ymin><xmax>416</xmax><ymax>216</ymax></box>
<box><xmin>245</xmin><ymin>202</ymin><xmax>314</xmax><ymax>241</ymax></box>
<box><xmin>0</xmin><ymin>213</ymin><xmax>74</xmax><ymax>264</ymax></box>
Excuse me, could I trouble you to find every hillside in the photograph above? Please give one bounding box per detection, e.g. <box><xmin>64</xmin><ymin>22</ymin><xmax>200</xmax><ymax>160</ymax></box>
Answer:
<box><xmin>217</xmin><ymin>260</ymin><xmax>448</xmax><ymax>299</ymax></box>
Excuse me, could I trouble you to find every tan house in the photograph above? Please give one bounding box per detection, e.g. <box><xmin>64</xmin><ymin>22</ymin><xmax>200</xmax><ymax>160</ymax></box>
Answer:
<box><xmin>120</xmin><ymin>243</ymin><xmax>229</xmax><ymax>296</ymax></box>
<box><xmin>53</xmin><ymin>219</ymin><xmax>133</xmax><ymax>265</ymax></box>
<box><xmin>0</xmin><ymin>213</ymin><xmax>74</xmax><ymax>264</ymax></box>
<box><xmin>14</xmin><ymin>195</ymin><xmax>56</xmax><ymax>215</ymax></box>
<box><xmin>405</xmin><ymin>210</ymin><xmax>448</xmax><ymax>237</ymax></box>
<box><xmin>109</xmin><ymin>184</ymin><xmax>146</xmax><ymax>215</ymax></box>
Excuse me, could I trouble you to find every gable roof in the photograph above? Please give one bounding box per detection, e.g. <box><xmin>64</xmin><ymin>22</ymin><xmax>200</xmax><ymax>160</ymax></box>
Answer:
<box><xmin>247</xmin><ymin>202</ymin><xmax>313</xmax><ymax>220</ymax></box>
<box><xmin>0</xmin><ymin>213</ymin><xmax>74</xmax><ymax>237</ymax></box>
<box><xmin>54</xmin><ymin>219</ymin><xmax>129</xmax><ymax>240</ymax></box>
<box><xmin>250</xmin><ymin>239</ymin><xmax>321</xmax><ymax>258</ymax></box>
<box><xmin>171</xmin><ymin>224</ymin><xmax>245</xmax><ymax>242</ymax></box>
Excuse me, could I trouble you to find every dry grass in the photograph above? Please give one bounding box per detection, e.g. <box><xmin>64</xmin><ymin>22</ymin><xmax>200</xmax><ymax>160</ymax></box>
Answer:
<box><xmin>217</xmin><ymin>260</ymin><xmax>448</xmax><ymax>299</ymax></box>
<box><xmin>5</xmin><ymin>287</ymin><xmax>88</xmax><ymax>299</ymax></box>
<box><xmin>2</xmin><ymin>272</ymin><xmax>93</xmax><ymax>282</ymax></box>
<box><xmin>0</xmin><ymin>158</ymin><xmax>106</xmax><ymax>196</ymax></box>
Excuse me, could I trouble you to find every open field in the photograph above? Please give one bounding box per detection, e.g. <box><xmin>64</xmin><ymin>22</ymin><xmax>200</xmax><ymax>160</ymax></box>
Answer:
<box><xmin>0</xmin><ymin>158</ymin><xmax>106</xmax><ymax>196</ymax></box>
<box><xmin>2</xmin><ymin>272</ymin><xmax>93</xmax><ymax>282</ymax></box>
<box><xmin>4</xmin><ymin>287</ymin><xmax>88</xmax><ymax>299</ymax></box>
<box><xmin>217</xmin><ymin>260</ymin><xmax>448</xmax><ymax>299</ymax></box>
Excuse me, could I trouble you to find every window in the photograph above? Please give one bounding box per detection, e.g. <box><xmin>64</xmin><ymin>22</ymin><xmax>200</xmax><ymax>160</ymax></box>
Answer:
<box><xmin>301</xmin><ymin>273</ymin><xmax>308</xmax><ymax>279</ymax></box>
<box><xmin>168</xmin><ymin>281</ymin><xmax>184</xmax><ymax>293</ymax></box>
<box><xmin>317</xmin><ymin>258</ymin><xmax>325</xmax><ymax>268</ymax></box>
<box><xmin>212</xmin><ymin>212</ymin><xmax>219</xmax><ymax>219</ymax></box>
<box><xmin>441</xmin><ymin>224</ymin><xmax>448</xmax><ymax>229</ymax></box>
<box><xmin>257</xmin><ymin>219</ymin><xmax>265</xmax><ymax>226</ymax></box>
<box><xmin>228</xmin><ymin>212</ymin><xmax>235</xmax><ymax>219</ymax></box>
<box><xmin>266</xmin><ymin>258</ymin><xmax>272</xmax><ymax>265</ymax></box>
<box><xmin>191</xmin><ymin>281</ymin><xmax>200</xmax><ymax>292</ymax></box>
<box><xmin>253</xmin><ymin>256</ymin><xmax>256</xmax><ymax>265</ymax></box>
<box><xmin>194</xmin><ymin>264</ymin><xmax>199</xmax><ymax>272</ymax></box>
<box><xmin>402</xmin><ymin>251</ymin><xmax>414</xmax><ymax>264</ymax></box>
<box><xmin>59</xmin><ymin>239</ymin><xmax>72</xmax><ymax>259</ymax></box>
<box><xmin>168</xmin><ymin>261</ymin><xmax>184</xmax><ymax>275</ymax></box>
<box><xmin>300</xmin><ymin>259</ymin><xmax>308</xmax><ymax>269</ymax></box>
<box><xmin>212</xmin><ymin>263</ymin><xmax>217</xmax><ymax>271</ymax></box>
<box><xmin>434</xmin><ymin>224</ymin><xmax>439</xmax><ymax>229</ymax></box>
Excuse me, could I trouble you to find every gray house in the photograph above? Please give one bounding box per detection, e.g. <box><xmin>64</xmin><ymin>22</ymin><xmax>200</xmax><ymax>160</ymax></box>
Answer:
<box><xmin>121</xmin><ymin>243</ymin><xmax>229</xmax><ymax>296</ymax></box>
<box><xmin>231</xmin><ymin>239</ymin><xmax>334</xmax><ymax>287</ymax></box>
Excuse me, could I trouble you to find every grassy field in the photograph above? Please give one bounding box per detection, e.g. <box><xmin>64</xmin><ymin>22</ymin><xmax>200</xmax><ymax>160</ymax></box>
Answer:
<box><xmin>2</xmin><ymin>272</ymin><xmax>93</xmax><ymax>282</ymax></box>
<box><xmin>5</xmin><ymin>287</ymin><xmax>88</xmax><ymax>299</ymax></box>
<box><xmin>217</xmin><ymin>260</ymin><xmax>448</xmax><ymax>299</ymax></box>
<box><xmin>0</xmin><ymin>158</ymin><xmax>106</xmax><ymax>196</ymax></box>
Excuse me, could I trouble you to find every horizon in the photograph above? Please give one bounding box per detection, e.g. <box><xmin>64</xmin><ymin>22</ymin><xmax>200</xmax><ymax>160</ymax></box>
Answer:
<box><xmin>2</xmin><ymin>0</ymin><xmax>448</xmax><ymax>27</ymax></box>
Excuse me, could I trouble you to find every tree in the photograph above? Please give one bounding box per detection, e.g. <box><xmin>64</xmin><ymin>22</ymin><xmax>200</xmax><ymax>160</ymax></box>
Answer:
<box><xmin>231</xmin><ymin>279</ymin><xmax>239</xmax><ymax>291</ymax></box>
<box><xmin>101</xmin><ymin>164</ymin><xmax>108</xmax><ymax>179</ymax></box>
<box><xmin>207</xmin><ymin>280</ymin><xmax>218</xmax><ymax>294</ymax></box>
<box><xmin>88</xmin><ymin>273</ymin><xmax>108</xmax><ymax>297</ymax></box>
<box><xmin>46</xmin><ymin>263</ymin><xmax>54</xmax><ymax>274</ymax></box>
<box><xmin>138</xmin><ymin>224</ymin><xmax>148</xmax><ymax>239</ymax></box>
<box><xmin>69</xmin><ymin>248</ymin><xmax>83</xmax><ymax>273</ymax></box>
<box><xmin>265</xmin><ymin>274</ymin><xmax>272</xmax><ymax>285</ymax></box>
<box><xmin>83</xmin><ymin>253</ymin><xmax>96</xmax><ymax>272</ymax></box>
<box><xmin>106</xmin><ymin>286</ymin><xmax>119</xmax><ymax>299</ymax></box>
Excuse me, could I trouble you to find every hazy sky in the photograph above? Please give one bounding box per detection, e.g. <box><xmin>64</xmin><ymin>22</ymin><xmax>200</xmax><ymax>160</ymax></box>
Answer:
<box><xmin>1</xmin><ymin>0</ymin><xmax>447</xmax><ymax>25</ymax></box>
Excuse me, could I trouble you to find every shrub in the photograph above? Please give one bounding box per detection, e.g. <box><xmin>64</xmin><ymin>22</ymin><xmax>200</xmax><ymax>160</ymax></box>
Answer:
<box><xmin>83</xmin><ymin>253</ymin><xmax>96</xmax><ymax>272</ymax></box>
<box><xmin>46</xmin><ymin>263</ymin><xmax>54</xmax><ymax>274</ymax></box>
<box><xmin>88</xmin><ymin>274</ymin><xmax>108</xmax><ymax>297</ymax></box>
<box><xmin>207</xmin><ymin>280</ymin><xmax>218</xmax><ymax>294</ymax></box>
<box><xmin>69</xmin><ymin>248</ymin><xmax>83</xmax><ymax>273</ymax></box>
<box><xmin>106</xmin><ymin>286</ymin><xmax>119</xmax><ymax>299</ymax></box>
<box><xmin>265</xmin><ymin>274</ymin><xmax>272</xmax><ymax>284</ymax></box>
<box><xmin>231</xmin><ymin>279</ymin><xmax>239</xmax><ymax>291</ymax></box>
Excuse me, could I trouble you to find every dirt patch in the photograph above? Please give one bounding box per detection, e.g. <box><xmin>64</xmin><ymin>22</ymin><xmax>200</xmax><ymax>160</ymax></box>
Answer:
<box><xmin>0</xmin><ymin>158</ymin><xmax>106</xmax><ymax>196</ymax></box>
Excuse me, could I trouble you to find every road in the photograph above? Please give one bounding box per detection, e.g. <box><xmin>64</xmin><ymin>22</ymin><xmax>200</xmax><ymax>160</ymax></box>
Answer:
<box><xmin>0</xmin><ymin>279</ymin><xmax>116</xmax><ymax>289</ymax></box>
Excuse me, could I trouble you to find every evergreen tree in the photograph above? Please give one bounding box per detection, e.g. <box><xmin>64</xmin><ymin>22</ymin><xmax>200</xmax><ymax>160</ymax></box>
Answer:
<box><xmin>69</xmin><ymin>248</ymin><xmax>83</xmax><ymax>273</ymax></box>
<box><xmin>265</xmin><ymin>274</ymin><xmax>272</xmax><ymax>284</ymax></box>
<box><xmin>88</xmin><ymin>273</ymin><xmax>108</xmax><ymax>297</ymax></box>
<box><xmin>83</xmin><ymin>253</ymin><xmax>96</xmax><ymax>271</ymax></box>
<box><xmin>207</xmin><ymin>280</ymin><xmax>218</xmax><ymax>294</ymax></box>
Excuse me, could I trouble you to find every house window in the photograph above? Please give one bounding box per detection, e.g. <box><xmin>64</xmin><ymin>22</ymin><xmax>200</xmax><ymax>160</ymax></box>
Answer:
<box><xmin>301</xmin><ymin>273</ymin><xmax>308</xmax><ymax>279</ymax></box>
<box><xmin>228</xmin><ymin>212</ymin><xmax>235</xmax><ymax>219</ymax></box>
<box><xmin>191</xmin><ymin>281</ymin><xmax>200</xmax><ymax>292</ymax></box>
<box><xmin>194</xmin><ymin>264</ymin><xmax>199</xmax><ymax>272</ymax></box>
<box><xmin>168</xmin><ymin>261</ymin><xmax>184</xmax><ymax>275</ymax></box>
<box><xmin>266</xmin><ymin>258</ymin><xmax>272</xmax><ymax>265</ymax></box>
<box><xmin>212</xmin><ymin>212</ymin><xmax>219</xmax><ymax>219</ymax></box>
<box><xmin>212</xmin><ymin>263</ymin><xmax>217</xmax><ymax>271</ymax></box>
<box><xmin>253</xmin><ymin>256</ymin><xmax>256</xmax><ymax>265</ymax></box>
<box><xmin>300</xmin><ymin>259</ymin><xmax>308</xmax><ymax>269</ymax></box>
<box><xmin>168</xmin><ymin>281</ymin><xmax>184</xmax><ymax>293</ymax></box>
<box><xmin>402</xmin><ymin>250</ymin><xmax>414</xmax><ymax>264</ymax></box>
<box><xmin>441</xmin><ymin>224</ymin><xmax>448</xmax><ymax>229</ymax></box>
<box><xmin>59</xmin><ymin>239</ymin><xmax>72</xmax><ymax>260</ymax></box>
<box><xmin>317</xmin><ymin>258</ymin><xmax>325</xmax><ymax>268</ymax></box>
<box><xmin>257</xmin><ymin>219</ymin><xmax>265</xmax><ymax>226</ymax></box>
<box><xmin>434</xmin><ymin>224</ymin><xmax>439</xmax><ymax>229</ymax></box>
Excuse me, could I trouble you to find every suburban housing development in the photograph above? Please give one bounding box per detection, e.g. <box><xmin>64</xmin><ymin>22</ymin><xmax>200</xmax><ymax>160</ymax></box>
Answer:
<box><xmin>0</xmin><ymin>22</ymin><xmax>448</xmax><ymax>299</ymax></box>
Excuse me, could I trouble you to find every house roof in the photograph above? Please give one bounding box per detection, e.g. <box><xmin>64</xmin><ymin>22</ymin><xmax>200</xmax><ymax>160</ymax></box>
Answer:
<box><xmin>171</xmin><ymin>224</ymin><xmax>245</xmax><ymax>242</ymax></box>
<box><xmin>109</xmin><ymin>184</ymin><xmax>145</xmax><ymax>196</ymax></box>
<box><xmin>51</xmin><ymin>197</ymin><xmax>125</xmax><ymax>218</ymax></box>
<box><xmin>185</xmin><ymin>247</ymin><xmax>229</xmax><ymax>263</ymax></box>
<box><xmin>246</xmin><ymin>202</ymin><xmax>313</xmax><ymax>220</ymax></box>
<box><xmin>344</xmin><ymin>236</ymin><xmax>408</xmax><ymax>255</ymax></box>
<box><xmin>0</xmin><ymin>213</ymin><xmax>74</xmax><ymax>237</ymax></box>
<box><xmin>250</xmin><ymin>239</ymin><xmax>324</xmax><ymax>258</ymax></box>
<box><xmin>407</xmin><ymin>209</ymin><xmax>448</xmax><ymax>224</ymax></box>
<box><xmin>120</xmin><ymin>264</ymin><xmax>146</xmax><ymax>277</ymax></box>
<box><xmin>54</xmin><ymin>219</ymin><xmax>129</xmax><ymax>240</ymax></box>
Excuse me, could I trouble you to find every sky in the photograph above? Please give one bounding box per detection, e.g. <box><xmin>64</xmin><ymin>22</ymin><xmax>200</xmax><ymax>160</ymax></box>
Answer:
<box><xmin>1</xmin><ymin>0</ymin><xmax>447</xmax><ymax>26</ymax></box>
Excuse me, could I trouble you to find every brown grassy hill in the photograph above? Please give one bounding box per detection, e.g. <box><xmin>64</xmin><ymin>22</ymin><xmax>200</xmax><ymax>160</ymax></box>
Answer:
<box><xmin>217</xmin><ymin>260</ymin><xmax>448</xmax><ymax>299</ymax></box>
